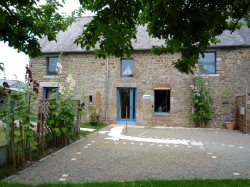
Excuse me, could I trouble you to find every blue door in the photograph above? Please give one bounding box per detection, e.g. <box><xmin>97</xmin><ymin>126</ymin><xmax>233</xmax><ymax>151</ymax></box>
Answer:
<box><xmin>117</xmin><ymin>88</ymin><xmax>136</xmax><ymax>125</ymax></box>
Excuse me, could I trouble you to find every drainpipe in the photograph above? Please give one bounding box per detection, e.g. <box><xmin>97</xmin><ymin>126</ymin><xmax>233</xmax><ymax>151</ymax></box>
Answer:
<box><xmin>105</xmin><ymin>57</ymin><xmax>109</xmax><ymax>123</ymax></box>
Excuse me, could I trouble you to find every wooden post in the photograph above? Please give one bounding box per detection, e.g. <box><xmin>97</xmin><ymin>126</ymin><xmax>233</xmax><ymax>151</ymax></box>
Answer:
<box><xmin>77</xmin><ymin>100</ymin><xmax>80</xmax><ymax>134</ymax></box>
<box><xmin>11</xmin><ymin>116</ymin><xmax>16</xmax><ymax>169</ymax></box>
<box><xmin>126</xmin><ymin>106</ymin><xmax>128</xmax><ymax>134</ymax></box>
<box><xmin>41</xmin><ymin>111</ymin><xmax>44</xmax><ymax>155</ymax></box>
<box><xmin>20</xmin><ymin>126</ymin><xmax>25</xmax><ymax>166</ymax></box>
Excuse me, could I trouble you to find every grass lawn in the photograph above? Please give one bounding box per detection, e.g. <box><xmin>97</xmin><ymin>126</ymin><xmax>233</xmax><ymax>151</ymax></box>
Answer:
<box><xmin>80</xmin><ymin>122</ymin><xmax>107</xmax><ymax>136</ymax></box>
<box><xmin>0</xmin><ymin>127</ymin><xmax>7</xmax><ymax>146</ymax></box>
<box><xmin>1</xmin><ymin>179</ymin><xmax>250</xmax><ymax>187</ymax></box>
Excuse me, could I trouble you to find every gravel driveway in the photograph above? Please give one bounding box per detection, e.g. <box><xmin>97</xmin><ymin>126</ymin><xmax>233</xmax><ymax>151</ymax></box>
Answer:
<box><xmin>8</xmin><ymin>125</ymin><xmax>250</xmax><ymax>184</ymax></box>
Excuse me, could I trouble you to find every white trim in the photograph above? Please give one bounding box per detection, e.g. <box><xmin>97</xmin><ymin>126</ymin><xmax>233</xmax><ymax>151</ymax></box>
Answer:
<box><xmin>154</xmin><ymin>87</ymin><xmax>171</xmax><ymax>90</ymax></box>
<box><xmin>43</xmin><ymin>75</ymin><xmax>59</xmax><ymax>79</ymax></box>
<box><xmin>40</xmin><ymin>82</ymin><xmax>58</xmax><ymax>87</ymax></box>
<box><xmin>201</xmin><ymin>74</ymin><xmax>220</xmax><ymax>77</ymax></box>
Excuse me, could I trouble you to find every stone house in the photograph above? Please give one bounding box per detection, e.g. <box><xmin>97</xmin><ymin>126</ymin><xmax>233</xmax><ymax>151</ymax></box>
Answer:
<box><xmin>31</xmin><ymin>17</ymin><xmax>250</xmax><ymax>128</ymax></box>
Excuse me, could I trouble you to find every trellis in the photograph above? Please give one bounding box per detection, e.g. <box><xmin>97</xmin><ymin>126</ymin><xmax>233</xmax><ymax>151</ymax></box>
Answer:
<box><xmin>235</xmin><ymin>95</ymin><xmax>248</xmax><ymax>134</ymax></box>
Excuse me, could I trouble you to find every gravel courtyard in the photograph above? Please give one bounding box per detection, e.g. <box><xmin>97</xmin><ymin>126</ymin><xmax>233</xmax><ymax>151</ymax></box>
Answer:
<box><xmin>8</xmin><ymin>125</ymin><xmax>250</xmax><ymax>184</ymax></box>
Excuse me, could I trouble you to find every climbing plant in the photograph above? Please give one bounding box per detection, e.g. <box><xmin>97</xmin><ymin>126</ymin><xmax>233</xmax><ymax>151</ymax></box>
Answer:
<box><xmin>190</xmin><ymin>74</ymin><xmax>214</xmax><ymax>127</ymax></box>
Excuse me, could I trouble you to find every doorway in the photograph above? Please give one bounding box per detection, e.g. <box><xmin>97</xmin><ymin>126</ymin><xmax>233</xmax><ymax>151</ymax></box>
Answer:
<box><xmin>117</xmin><ymin>88</ymin><xmax>136</xmax><ymax>125</ymax></box>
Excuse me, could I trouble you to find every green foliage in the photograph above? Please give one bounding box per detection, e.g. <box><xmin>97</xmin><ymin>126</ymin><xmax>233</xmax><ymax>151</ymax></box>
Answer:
<box><xmin>46</xmin><ymin>98</ymin><xmax>75</xmax><ymax>146</ymax></box>
<box><xmin>190</xmin><ymin>75</ymin><xmax>214</xmax><ymax>127</ymax></box>
<box><xmin>88</xmin><ymin>106</ymin><xmax>99</xmax><ymax>122</ymax></box>
<box><xmin>0</xmin><ymin>0</ymin><xmax>78</xmax><ymax>57</ymax></box>
<box><xmin>0</xmin><ymin>128</ymin><xmax>7</xmax><ymax>146</ymax></box>
<box><xmin>0</xmin><ymin>86</ymin><xmax>4</xmax><ymax>95</ymax></box>
<box><xmin>77</xmin><ymin>1</ymin><xmax>250</xmax><ymax>73</ymax></box>
<box><xmin>80</xmin><ymin>122</ymin><xmax>106</xmax><ymax>129</ymax></box>
<box><xmin>0</xmin><ymin>63</ymin><xmax>4</xmax><ymax>72</ymax></box>
<box><xmin>1</xmin><ymin>179</ymin><xmax>250</xmax><ymax>187</ymax></box>
<box><xmin>0</xmin><ymin>89</ymin><xmax>38</xmax><ymax>167</ymax></box>
<box><xmin>45</xmin><ymin>58</ymin><xmax>80</xmax><ymax>147</ymax></box>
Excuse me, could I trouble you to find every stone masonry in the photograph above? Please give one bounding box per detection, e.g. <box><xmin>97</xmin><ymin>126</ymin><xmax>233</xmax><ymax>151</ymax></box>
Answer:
<box><xmin>31</xmin><ymin>47</ymin><xmax>250</xmax><ymax>128</ymax></box>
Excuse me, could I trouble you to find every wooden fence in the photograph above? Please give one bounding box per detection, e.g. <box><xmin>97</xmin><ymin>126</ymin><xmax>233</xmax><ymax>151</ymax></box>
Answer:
<box><xmin>235</xmin><ymin>95</ymin><xmax>248</xmax><ymax>133</ymax></box>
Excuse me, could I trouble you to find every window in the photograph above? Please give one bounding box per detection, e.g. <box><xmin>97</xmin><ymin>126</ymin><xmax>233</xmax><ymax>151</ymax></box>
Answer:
<box><xmin>154</xmin><ymin>90</ymin><xmax>170</xmax><ymax>113</ymax></box>
<box><xmin>199</xmin><ymin>52</ymin><xmax>216</xmax><ymax>74</ymax></box>
<box><xmin>43</xmin><ymin>87</ymin><xmax>58</xmax><ymax>99</ymax></box>
<box><xmin>89</xmin><ymin>95</ymin><xmax>93</xmax><ymax>103</ymax></box>
<box><xmin>47</xmin><ymin>57</ymin><xmax>58</xmax><ymax>75</ymax></box>
<box><xmin>121</xmin><ymin>59</ymin><xmax>134</xmax><ymax>78</ymax></box>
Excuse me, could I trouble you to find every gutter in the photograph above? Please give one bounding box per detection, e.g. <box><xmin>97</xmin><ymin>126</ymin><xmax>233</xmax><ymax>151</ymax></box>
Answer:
<box><xmin>41</xmin><ymin>44</ymin><xmax>250</xmax><ymax>55</ymax></box>
<box><xmin>105</xmin><ymin>57</ymin><xmax>109</xmax><ymax>123</ymax></box>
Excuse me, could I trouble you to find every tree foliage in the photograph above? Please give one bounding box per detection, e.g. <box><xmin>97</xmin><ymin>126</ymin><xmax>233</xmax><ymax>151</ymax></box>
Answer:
<box><xmin>0</xmin><ymin>0</ymin><xmax>76</xmax><ymax>58</ymax></box>
<box><xmin>76</xmin><ymin>0</ymin><xmax>250</xmax><ymax>73</ymax></box>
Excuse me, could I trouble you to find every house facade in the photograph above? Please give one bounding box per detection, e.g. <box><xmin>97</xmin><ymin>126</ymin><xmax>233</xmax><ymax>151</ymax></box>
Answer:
<box><xmin>31</xmin><ymin>17</ymin><xmax>250</xmax><ymax>128</ymax></box>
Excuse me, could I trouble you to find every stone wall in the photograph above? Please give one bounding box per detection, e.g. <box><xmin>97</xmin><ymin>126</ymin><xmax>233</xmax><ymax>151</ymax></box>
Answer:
<box><xmin>31</xmin><ymin>53</ymin><xmax>107</xmax><ymax>121</ymax></box>
<box><xmin>207</xmin><ymin>47</ymin><xmax>250</xmax><ymax>127</ymax></box>
<box><xmin>107</xmin><ymin>52</ymin><xmax>192</xmax><ymax>127</ymax></box>
<box><xmin>31</xmin><ymin>47</ymin><xmax>250</xmax><ymax>128</ymax></box>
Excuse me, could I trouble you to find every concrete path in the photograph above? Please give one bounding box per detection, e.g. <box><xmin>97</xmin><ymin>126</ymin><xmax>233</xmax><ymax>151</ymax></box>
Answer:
<box><xmin>8</xmin><ymin>125</ymin><xmax>250</xmax><ymax>184</ymax></box>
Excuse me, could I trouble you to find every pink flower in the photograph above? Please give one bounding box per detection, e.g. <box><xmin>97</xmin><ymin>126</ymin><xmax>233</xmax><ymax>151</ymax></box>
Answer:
<box><xmin>33</xmin><ymin>87</ymin><xmax>38</xmax><ymax>94</ymax></box>
<box><xmin>33</xmin><ymin>80</ymin><xmax>39</xmax><ymax>87</ymax></box>
<box><xmin>3</xmin><ymin>82</ymin><xmax>9</xmax><ymax>88</ymax></box>
<box><xmin>26</xmin><ymin>66</ymin><xmax>33</xmax><ymax>80</ymax></box>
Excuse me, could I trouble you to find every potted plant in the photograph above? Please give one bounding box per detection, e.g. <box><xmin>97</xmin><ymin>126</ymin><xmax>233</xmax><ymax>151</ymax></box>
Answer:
<box><xmin>88</xmin><ymin>106</ymin><xmax>99</xmax><ymax>126</ymax></box>
<box><xmin>222</xmin><ymin>84</ymin><xmax>236</xmax><ymax>130</ymax></box>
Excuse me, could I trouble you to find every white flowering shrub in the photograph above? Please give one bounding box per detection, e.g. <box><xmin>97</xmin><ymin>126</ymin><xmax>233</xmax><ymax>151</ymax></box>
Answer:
<box><xmin>190</xmin><ymin>74</ymin><xmax>214</xmax><ymax>127</ymax></box>
<box><xmin>46</xmin><ymin>59</ymin><xmax>78</xmax><ymax>146</ymax></box>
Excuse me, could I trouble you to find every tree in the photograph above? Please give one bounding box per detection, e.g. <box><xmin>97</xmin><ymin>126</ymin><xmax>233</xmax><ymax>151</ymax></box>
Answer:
<box><xmin>76</xmin><ymin>0</ymin><xmax>250</xmax><ymax>73</ymax></box>
<box><xmin>0</xmin><ymin>0</ymin><xmax>77</xmax><ymax>58</ymax></box>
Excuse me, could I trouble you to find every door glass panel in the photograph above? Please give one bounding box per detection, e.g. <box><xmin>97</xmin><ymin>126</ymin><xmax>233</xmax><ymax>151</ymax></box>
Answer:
<box><xmin>132</xmin><ymin>89</ymin><xmax>135</xmax><ymax>119</ymax></box>
<box><xmin>118</xmin><ymin>89</ymin><xmax>130</xmax><ymax>119</ymax></box>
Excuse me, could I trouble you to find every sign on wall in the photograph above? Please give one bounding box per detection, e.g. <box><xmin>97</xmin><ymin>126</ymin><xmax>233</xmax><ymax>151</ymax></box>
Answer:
<box><xmin>143</xmin><ymin>95</ymin><xmax>151</xmax><ymax>99</ymax></box>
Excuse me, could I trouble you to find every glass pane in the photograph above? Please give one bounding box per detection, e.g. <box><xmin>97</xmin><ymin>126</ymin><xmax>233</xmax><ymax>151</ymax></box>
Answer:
<box><xmin>118</xmin><ymin>89</ymin><xmax>130</xmax><ymax>119</ymax></box>
<box><xmin>154</xmin><ymin>90</ymin><xmax>170</xmax><ymax>113</ymax></box>
<box><xmin>199</xmin><ymin>53</ymin><xmax>215</xmax><ymax>74</ymax></box>
<box><xmin>45</xmin><ymin>88</ymin><xmax>57</xmax><ymax>99</ymax></box>
<box><xmin>47</xmin><ymin>57</ymin><xmax>58</xmax><ymax>75</ymax></box>
<box><xmin>199</xmin><ymin>64</ymin><xmax>215</xmax><ymax>74</ymax></box>
<box><xmin>132</xmin><ymin>89</ymin><xmax>136</xmax><ymax>119</ymax></box>
<box><xmin>121</xmin><ymin>59</ymin><xmax>134</xmax><ymax>77</ymax></box>
<box><xmin>48</xmin><ymin>66</ymin><xmax>57</xmax><ymax>74</ymax></box>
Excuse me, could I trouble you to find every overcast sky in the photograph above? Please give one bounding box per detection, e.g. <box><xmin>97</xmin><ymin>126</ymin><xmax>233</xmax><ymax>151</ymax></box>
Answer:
<box><xmin>0</xmin><ymin>0</ymin><xmax>85</xmax><ymax>81</ymax></box>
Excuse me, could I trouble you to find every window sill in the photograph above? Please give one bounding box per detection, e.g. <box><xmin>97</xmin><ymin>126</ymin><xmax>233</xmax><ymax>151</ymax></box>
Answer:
<box><xmin>201</xmin><ymin>74</ymin><xmax>220</xmax><ymax>77</ymax></box>
<box><xmin>121</xmin><ymin>77</ymin><xmax>134</xmax><ymax>79</ymax></box>
<box><xmin>154</xmin><ymin>112</ymin><xmax>170</xmax><ymax>115</ymax></box>
<box><xmin>43</xmin><ymin>75</ymin><xmax>59</xmax><ymax>79</ymax></box>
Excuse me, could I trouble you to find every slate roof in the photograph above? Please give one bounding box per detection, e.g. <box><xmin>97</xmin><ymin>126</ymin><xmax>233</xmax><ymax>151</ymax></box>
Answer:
<box><xmin>40</xmin><ymin>17</ymin><xmax>250</xmax><ymax>53</ymax></box>
<box><xmin>0</xmin><ymin>79</ymin><xmax>26</xmax><ymax>90</ymax></box>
